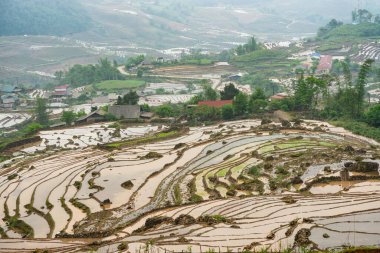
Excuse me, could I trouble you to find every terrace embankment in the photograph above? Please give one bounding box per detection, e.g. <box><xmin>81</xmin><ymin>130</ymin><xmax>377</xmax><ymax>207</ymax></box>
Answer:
<box><xmin>0</xmin><ymin>119</ymin><xmax>379</xmax><ymax>252</ymax></box>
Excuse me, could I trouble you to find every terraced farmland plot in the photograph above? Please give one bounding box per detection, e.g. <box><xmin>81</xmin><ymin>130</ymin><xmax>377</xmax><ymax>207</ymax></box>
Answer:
<box><xmin>0</xmin><ymin>119</ymin><xmax>379</xmax><ymax>252</ymax></box>
<box><xmin>21</xmin><ymin>123</ymin><xmax>160</xmax><ymax>154</ymax></box>
<box><xmin>0</xmin><ymin>113</ymin><xmax>31</xmax><ymax>129</ymax></box>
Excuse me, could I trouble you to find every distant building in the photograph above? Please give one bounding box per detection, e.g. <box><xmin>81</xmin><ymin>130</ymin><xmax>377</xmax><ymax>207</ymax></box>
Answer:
<box><xmin>0</xmin><ymin>94</ymin><xmax>18</xmax><ymax>109</ymax></box>
<box><xmin>0</xmin><ymin>85</ymin><xmax>21</xmax><ymax>94</ymax></box>
<box><xmin>198</xmin><ymin>100</ymin><xmax>233</xmax><ymax>108</ymax></box>
<box><xmin>109</xmin><ymin>105</ymin><xmax>141</xmax><ymax>119</ymax></box>
<box><xmin>310</xmin><ymin>52</ymin><xmax>321</xmax><ymax>59</ymax></box>
<box><xmin>316</xmin><ymin>55</ymin><xmax>333</xmax><ymax>75</ymax></box>
<box><xmin>51</xmin><ymin>84</ymin><xmax>71</xmax><ymax>102</ymax></box>
<box><xmin>76</xmin><ymin>109</ymin><xmax>107</xmax><ymax>124</ymax></box>
<box><xmin>228</xmin><ymin>73</ymin><xmax>243</xmax><ymax>81</ymax></box>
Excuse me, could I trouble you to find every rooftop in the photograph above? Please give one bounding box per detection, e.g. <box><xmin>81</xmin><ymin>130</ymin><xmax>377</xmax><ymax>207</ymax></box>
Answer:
<box><xmin>198</xmin><ymin>100</ymin><xmax>233</xmax><ymax>108</ymax></box>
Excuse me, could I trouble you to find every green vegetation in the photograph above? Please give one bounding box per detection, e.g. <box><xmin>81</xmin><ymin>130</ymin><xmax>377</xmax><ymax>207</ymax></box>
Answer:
<box><xmin>104</xmin><ymin>130</ymin><xmax>180</xmax><ymax>149</ymax></box>
<box><xmin>4</xmin><ymin>215</ymin><xmax>34</xmax><ymax>238</ymax></box>
<box><xmin>57</xmin><ymin>58</ymin><xmax>125</xmax><ymax>88</ymax></box>
<box><xmin>248</xmin><ymin>166</ymin><xmax>261</xmax><ymax>177</ymax></box>
<box><xmin>330</xmin><ymin>120</ymin><xmax>380</xmax><ymax>142</ymax></box>
<box><xmin>125</xmin><ymin>55</ymin><xmax>145</xmax><ymax>69</ymax></box>
<box><xmin>69</xmin><ymin>198</ymin><xmax>90</xmax><ymax>216</ymax></box>
<box><xmin>365</xmin><ymin>104</ymin><xmax>380</xmax><ymax>127</ymax></box>
<box><xmin>116</xmin><ymin>91</ymin><xmax>140</xmax><ymax>105</ymax></box>
<box><xmin>0</xmin><ymin>0</ymin><xmax>91</xmax><ymax>36</ymax></box>
<box><xmin>35</xmin><ymin>98</ymin><xmax>49</xmax><ymax>126</ymax></box>
<box><xmin>95</xmin><ymin>80</ymin><xmax>145</xmax><ymax>91</ymax></box>
<box><xmin>73</xmin><ymin>181</ymin><xmax>82</xmax><ymax>190</ymax></box>
<box><xmin>7</xmin><ymin>173</ymin><xmax>18</xmax><ymax>180</ymax></box>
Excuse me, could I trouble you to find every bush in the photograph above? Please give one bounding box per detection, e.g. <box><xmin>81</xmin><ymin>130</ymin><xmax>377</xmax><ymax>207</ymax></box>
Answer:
<box><xmin>248</xmin><ymin>166</ymin><xmax>261</xmax><ymax>177</ymax></box>
<box><xmin>222</xmin><ymin>104</ymin><xmax>234</xmax><ymax>120</ymax></box>
<box><xmin>331</xmin><ymin>120</ymin><xmax>380</xmax><ymax>142</ymax></box>
<box><xmin>22</xmin><ymin>123</ymin><xmax>43</xmax><ymax>136</ymax></box>
<box><xmin>366</xmin><ymin>104</ymin><xmax>380</xmax><ymax>127</ymax></box>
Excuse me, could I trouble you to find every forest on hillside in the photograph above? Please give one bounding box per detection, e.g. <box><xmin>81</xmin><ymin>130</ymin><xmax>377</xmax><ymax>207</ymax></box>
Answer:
<box><xmin>0</xmin><ymin>0</ymin><xmax>92</xmax><ymax>36</ymax></box>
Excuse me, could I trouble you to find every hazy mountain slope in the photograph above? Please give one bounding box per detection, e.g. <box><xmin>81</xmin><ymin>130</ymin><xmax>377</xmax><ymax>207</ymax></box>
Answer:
<box><xmin>0</xmin><ymin>0</ymin><xmax>92</xmax><ymax>36</ymax></box>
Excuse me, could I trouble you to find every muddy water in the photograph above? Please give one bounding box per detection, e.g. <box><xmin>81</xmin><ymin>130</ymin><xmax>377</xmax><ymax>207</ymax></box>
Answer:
<box><xmin>310</xmin><ymin>226</ymin><xmax>380</xmax><ymax>250</ymax></box>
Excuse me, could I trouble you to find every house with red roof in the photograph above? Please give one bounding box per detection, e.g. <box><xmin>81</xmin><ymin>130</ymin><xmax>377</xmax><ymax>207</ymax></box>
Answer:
<box><xmin>316</xmin><ymin>55</ymin><xmax>333</xmax><ymax>75</ymax></box>
<box><xmin>51</xmin><ymin>84</ymin><xmax>71</xmax><ymax>102</ymax></box>
<box><xmin>198</xmin><ymin>100</ymin><xmax>233</xmax><ymax>108</ymax></box>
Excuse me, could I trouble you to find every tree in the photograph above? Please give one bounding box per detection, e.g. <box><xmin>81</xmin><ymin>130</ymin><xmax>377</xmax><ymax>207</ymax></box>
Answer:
<box><xmin>155</xmin><ymin>104</ymin><xmax>175</xmax><ymax>118</ymax></box>
<box><xmin>222</xmin><ymin>104</ymin><xmax>234</xmax><ymax>120</ymax></box>
<box><xmin>116</xmin><ymin>96</ymin><xmax>123</xmax><ymax>105</ymax></box>
<box><xmin>366</xmin><ymin>104</ymin><xmax>380</xmax><ymax>127</ymax></box>
<box><xmin>375</xmin><ymin>15</ymin><xmax>380</xmax><ymax>24</ymax></box>
<box><xmin>122</xmin><ymin>91</ymin><xmax>139</xmax><ymax>105</ymax></box>
<box><xmin>355</xmin><ymin>59</ymin><xmax>374</xmax><ymax>117</ymax></box>
<box><xmin>293</xmin><ymin>75</ymin><xmax>326</xmax><ymax>112</ymax></box>
<box><xmin>191</xmin><ymin>105</ymin><xmax>221</xmax><ymax>122</ymax></box>
<box><xmin>61</xmin><ymin>111</ymin><xmax>77</xmax><ymax>125</ymax></box>
<box><xmin>137</xmin><ymin>68</ymin><xmax>144</xmax><ymax>78</ymax></box>
<box><xmin>248</xmin><ymin>88</ymin><xmax>267</xmax><ymax>113</ymax></box>
<box><xmin>125</xmin><ymin>55</ymin><xmax>145</xmax><ymax>69</ymax></box>
<box><xmin>233</xmin><ymin>92</ymin><xmax>248</xmax><ymax>116</ymax></box>
<box><xmin>35</xmin><ymin>98</ymin><xmax>49</xmax><ymax>126</ymax></box>
<box><xmin>54</xmin><ymin>70</ymin><xmax>64</xmax><ymax>81</ymax></box>
<box><xmin>220</xmin><ymin>83</ymin><xmax>239</xmax><ymax>100</ymax></box>
<box><xmin>202</xmin><ymin>84</ymin><xmax>218</xmax><ymax>101</ymax></box>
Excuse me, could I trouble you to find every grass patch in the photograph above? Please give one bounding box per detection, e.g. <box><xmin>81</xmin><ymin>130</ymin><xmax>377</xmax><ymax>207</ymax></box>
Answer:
<box><xmin>248</xmin><ymin>166</ymin><xmax>261</xmax><ymax>177</ymax></box>
<box><xmin>7</xmin><ymin>173</ymin><xmax>18</xmax><ymax>180</ymax></box>
<box><xmin>60</xmin><ymin>197</ymin><xmax>73</xmax><ymax>231</ymax></box>
<box><xmin>95</xmin><ymin>80</ymin><xmax>145</xmax><ymax>90</ymax></box>
<box><xmin>330</xmin><ymin>120</ymin><xmax>380</xmax><ymax>142</ymax></box>
<box><xmin>4</xmin><ymin>215</ymin><xmax>34</xmax><ymax>238</ymax></box>
<box><xmin>173</xmin><ymin>184</ymin><xmax>182</xmax><ymax>205</ymax></box>
<box><xmin>103</xmin><ymin>130</ymin><xmax>180</xmax><ymax>150</ymax></box>
<box><xmin>69</xmin><ymin>198</ymin><xmax>91</xmax><ymax>216</ymax></box>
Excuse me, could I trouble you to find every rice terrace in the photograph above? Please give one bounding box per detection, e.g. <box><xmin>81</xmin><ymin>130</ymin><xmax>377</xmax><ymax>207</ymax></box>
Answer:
<box><xmin>2</xmin><ymin>0</ymin><xmax>380</xmax><ymax>252</ymax></box>
<box><xmin>0</xmin><ymin>118</ymin><xmax>379</xmax><ymax>252</ymax></box>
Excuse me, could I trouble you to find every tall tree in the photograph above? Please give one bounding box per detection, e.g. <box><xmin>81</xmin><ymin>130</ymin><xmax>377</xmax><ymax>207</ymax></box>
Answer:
<box><xmin>355</xmin><ymin>59</ymin><xmax>374</xmax><ymax>117</ymax></box>
<box><xmin>220</xmin><ymin>83</ymin><xmax>239</xmax><ymax>100</ymax></box>
<box><xmin>233</xmin><ymin>92</ymin><xmax>248</xmax><ymax>116</ymax></box>
<box><xmin>35</xmin><ymin>98</ymin><xmax>49</xmax><ymax>126</ymax></box>
<box><xmin>123</xmin><ymin>91</ymin><xmax>140</xmax><ymax>105</ymax></box>
<box><xmin>61</xmin><ymin>111</ymin><xmax>77</xmax><ymax>125</ymax></box>
<box><xmin>202</xmin><ymin>84</ymin><xmax>218</xmax><ymax>101</ymax></box>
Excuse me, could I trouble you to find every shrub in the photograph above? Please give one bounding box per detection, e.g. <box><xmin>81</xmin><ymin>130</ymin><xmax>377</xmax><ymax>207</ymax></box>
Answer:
<box><xmin>248</xmin><ymin>166</ymin><xmax>261</xmax><ymax>177</ymax></box>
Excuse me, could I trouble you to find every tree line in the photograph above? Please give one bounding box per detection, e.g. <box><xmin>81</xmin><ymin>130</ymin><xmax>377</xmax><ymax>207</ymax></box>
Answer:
<box><xmin>55</xmin><ymin>58</ymin><xmax>124</xmax><ymax>88</ymax></box>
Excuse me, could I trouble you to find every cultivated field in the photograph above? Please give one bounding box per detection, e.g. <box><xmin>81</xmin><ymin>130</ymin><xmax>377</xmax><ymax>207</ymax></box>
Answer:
<box><xmin>95</xmin><ymin>80</ymin><xmax>146</xmax><ymax>91</ymax></box>
<box><xmin>0</xmin><ymin>119</ymin><xmax>379</xmax><ymax>252</ymax></box>
<box><xmin>0</xmin><ymin>113</ymin><xmax>31</xmax><ymax>129</ymax></box>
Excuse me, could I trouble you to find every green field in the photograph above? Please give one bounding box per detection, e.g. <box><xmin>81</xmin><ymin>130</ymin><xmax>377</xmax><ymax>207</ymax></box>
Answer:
<box><xmin>95</xmin><ymin>80</ymin><xmax>145</xmax><ymax>90</ymax></box>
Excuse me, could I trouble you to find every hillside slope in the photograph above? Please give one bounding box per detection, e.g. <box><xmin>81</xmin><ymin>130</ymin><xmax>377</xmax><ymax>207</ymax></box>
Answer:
<box><xmin>0</xmin><ymin>0</ymin><xmax>92</xmax><ymax>36</ymax></box>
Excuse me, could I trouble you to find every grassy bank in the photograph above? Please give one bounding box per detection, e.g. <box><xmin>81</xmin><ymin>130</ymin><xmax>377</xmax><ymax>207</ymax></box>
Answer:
<box><xmin>95</xmin><ymin>80</ymin><xmax>145</xmax><ymax>90</ymax></box>
<box><xmin>330</xmin><ymin>120</ymin><xmax>380</xmax><ymax>143</ymax></box>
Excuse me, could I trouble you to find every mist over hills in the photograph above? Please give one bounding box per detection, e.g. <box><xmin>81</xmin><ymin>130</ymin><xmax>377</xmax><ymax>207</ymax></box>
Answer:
<box><xmin>1</xmin><ymin>0</ymin><xmax>380</xmax><ymax>84</ymax></box>
<box><xmin>2</xmin><ymin>0</ymin><xmax>380</xmax><ymax>43</ymax></box>
<box><xmin>0</xmin><ymin>0</ymin><xmax>92</xmax><ymax>36</ymax></box>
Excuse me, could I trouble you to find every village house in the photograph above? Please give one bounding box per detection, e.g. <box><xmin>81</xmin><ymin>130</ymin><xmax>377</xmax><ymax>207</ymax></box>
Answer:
<box><xmin>198</xmin><ymin>100</ymin><xmax>233</xmax><ymax>108</ymax></box>
<box><xmin>76</xmin><ymin>109</ymin><xmax>107</xmax><ymax>124</ymax></box>
<box><xmin>0</xmin><ymin>84</ymin><xmax>21</xmax><ymax>94</ymax></box>
<box><xmin>0</xmin><ymin>94</ymin><xmax>19</xmax><ymax>109</ymax></box>
<box><xmin>108</xmin><ymin>105</ymin><xmax>141</xmax><ymax>119</ymax></box>
<box><xmin>316</xmin><ymin>55</ymin><xmax>333</xmax><ymax>75</ymax></box>
<box><xmin>51</xmin><ymin>84</ymin><xmax>71</xmax><ymax>102</ymax></box>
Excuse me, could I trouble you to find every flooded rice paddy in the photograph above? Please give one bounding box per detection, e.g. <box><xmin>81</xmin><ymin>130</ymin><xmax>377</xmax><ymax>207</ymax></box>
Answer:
<box><xmin>0</xmin><ymin>119</ymin><xmax>379</xmax><ymax>252</ymax></box>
